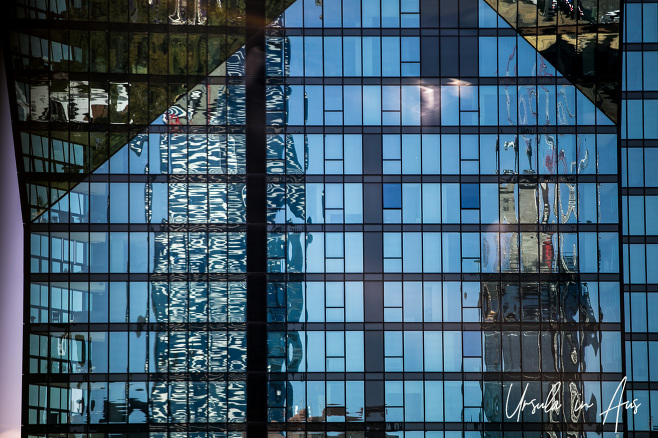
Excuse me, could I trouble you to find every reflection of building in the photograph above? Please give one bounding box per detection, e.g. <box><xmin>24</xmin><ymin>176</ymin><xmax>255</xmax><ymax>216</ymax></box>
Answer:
<box><xmin>484</xmin><ymin>0</ymin><xmax>621</xmax><ymax>121</ymax></box>
<box><xmin>7</xmin><ymin>0</ymin><xmax>657</xmax><ymax>436</ymax></box>
<box><xmin>481</xmin><ymin>176</ymin><xmax>600</xmax><ymax>434</ymax></box>
<box><xmin>21</xmin><ymin>30</ymin><xmax>251</xmax><ymax>427</ymax></box>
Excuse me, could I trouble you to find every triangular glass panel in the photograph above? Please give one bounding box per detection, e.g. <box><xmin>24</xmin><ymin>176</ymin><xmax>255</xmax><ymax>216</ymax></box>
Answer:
<box><xmin>7</xmin><ymin>0</ymin><xmax>294</xmax><ymax>220</ymax></box>
<box><xmin>483</xmin><ymin>0</ymin><xmax>621</xmax><ymax>123</ymax></box>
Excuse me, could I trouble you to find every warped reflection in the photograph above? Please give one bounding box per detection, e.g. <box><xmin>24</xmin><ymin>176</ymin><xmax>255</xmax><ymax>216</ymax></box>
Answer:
<box><xmin>24</xmin><ymin>43</ymin><xmax>250</xmax><ymax>427</ymax></box>
<box><xmin>484</xmin><ymin>0</ymin><xmax>621</xmax><ymax>122</ymax></box>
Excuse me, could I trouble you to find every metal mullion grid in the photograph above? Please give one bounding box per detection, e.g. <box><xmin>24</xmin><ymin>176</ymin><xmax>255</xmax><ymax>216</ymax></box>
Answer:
<box><xmin>278</xmin><ymin>48</ymin><xmax>294</xmax><ymax>425</ymax></box>
<box><xmin>233</xmin><ymin>76</ymin><xmax>566</xmax><ymax>86</ymax></box>
<box><xmin>618</xmin><ymin>0</ymin><xmax>638</xmax><ymax>431</ymax></box>
<box><xmin>399</xmin><ymin>284</ymin><xmax>407</xmax><ymax>423</ymax></box>
<box><xmin>418</xmin><ymin>126</ymin><xmax>432</xmax><ymax>410</ymax></box>
<box><xmin>201</xmin><ymin>127</ymin><xmax>213</xmax><ymax>422</ymax></box>
<box><xmin>498</xmin><ymin>18</ymin><xmax>536</xmax><ymax>434</ymax></box>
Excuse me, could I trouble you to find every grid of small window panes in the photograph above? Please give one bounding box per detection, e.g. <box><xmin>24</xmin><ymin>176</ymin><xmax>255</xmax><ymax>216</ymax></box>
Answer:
<box><xmin>621</xmin><ymin>0</ymin><xmax>658</xmax><ymax>434</ymax></box>
<box><xmin>264</xmin><ymin>0</ymin><xmax>624</xmax><ymax>436</ymax></box>
<box><xmin>8</xmin><ymin>0</ymin><xmax>252</xmax><ymax>221</ymax></box>
<box><xmin>6</xmin><ymin>0</ymin><xmax>641</xmax><ymax>435</ymax></box>
<box><xmin>16</xmin><ymin>0</ymin><xmax>258</xmax><ymax>434</ymax></box>
<box><xmin>482</xmin><ymin>0</ymin><xmax>622</xmax><ymax>123</ymax></box>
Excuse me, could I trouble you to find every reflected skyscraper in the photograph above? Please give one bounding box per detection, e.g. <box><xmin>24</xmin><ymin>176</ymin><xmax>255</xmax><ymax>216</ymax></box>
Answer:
<box><xmin>3</xmin><ymin>0</ymin><xmax>657</xmax><ymax>436</ymax></box>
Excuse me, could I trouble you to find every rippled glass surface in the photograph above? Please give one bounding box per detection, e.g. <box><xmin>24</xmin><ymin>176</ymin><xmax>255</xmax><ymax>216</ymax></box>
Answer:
<box><xmin>484</xmin><ymin>0</ymin><xmax>621</xmax><ymax>122</ymax></box>
<box><xmin>264</xmin><ymin>0</ymin><xmax>621</xmax><ymax>436</ymax></box>
<box><xmin>19</xmin><ymin>3</ymin><xmax>254</xmax><ymax>430</ymax></box>
<box><xmin>8</xmin><ymin>0</ymin><xmax>291</xmax><ymax>219</ymax></box>
<box><xmin>8</xmin><ymin>0</ymin><xmax>647</xmax><ymax>435</ymax></box>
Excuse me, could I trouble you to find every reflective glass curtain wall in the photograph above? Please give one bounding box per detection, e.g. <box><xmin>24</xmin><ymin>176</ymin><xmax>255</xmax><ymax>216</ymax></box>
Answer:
<box><xmin>264</xmin><ymin>0</ymin><xmax>622</xmax><ymax>437</ymax></box>
<box><xmin>9</xmin><ymin>0</ymin><xmax>260</xmax><ymax>436</ymax></box>
<box><xmin>621</xmin><ymin>0</ymin><xmax>658</xmax><ymax>433</ymax></box>
<box><xmin>5</xmin><ymin>0</ymin><xmax>651</xmax><ymax>436</ymax></box>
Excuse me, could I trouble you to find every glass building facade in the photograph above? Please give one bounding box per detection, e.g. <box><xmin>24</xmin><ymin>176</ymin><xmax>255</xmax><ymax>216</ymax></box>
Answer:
<box><xmin>621</xmin><ymin>0</ymin><xmax>658</xmax><ymax>432</ymax></box>
<box><xmin>2</xmin><ymin>0</ymin><xmax>656</xmax><ymax>436</ymax></box>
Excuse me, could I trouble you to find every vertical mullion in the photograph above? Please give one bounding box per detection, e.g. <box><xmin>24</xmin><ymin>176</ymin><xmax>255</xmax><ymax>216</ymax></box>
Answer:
<box><xmin>246</xmin><ymin>0</ymin><xmax>267</xmax><ymax>432</ymax></box>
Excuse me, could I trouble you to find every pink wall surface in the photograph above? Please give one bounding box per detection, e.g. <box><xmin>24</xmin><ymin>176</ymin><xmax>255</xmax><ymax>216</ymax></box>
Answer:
<box><xmin>0</xmin><ymin>49</ymin><xmax>23</xmax><ymax>438</ymax></box>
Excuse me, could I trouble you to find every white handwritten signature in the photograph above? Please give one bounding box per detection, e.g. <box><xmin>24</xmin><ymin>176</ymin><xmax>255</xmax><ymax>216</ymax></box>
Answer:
<box><xmin>505</xmin><ymin>376</ymin><xmax>640</xmax><ymax>432</ymax></box>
